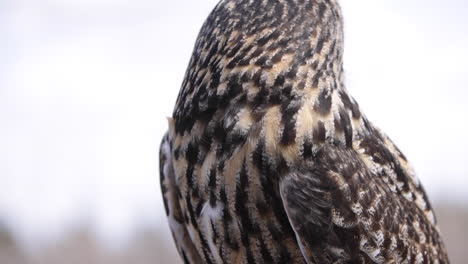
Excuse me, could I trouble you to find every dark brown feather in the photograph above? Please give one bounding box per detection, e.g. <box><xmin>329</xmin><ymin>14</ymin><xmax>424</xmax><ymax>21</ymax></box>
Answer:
<box><xmin>160</xmin><ymin>0</ymin><xmax>449</xmax><ymax>263</ymax></box>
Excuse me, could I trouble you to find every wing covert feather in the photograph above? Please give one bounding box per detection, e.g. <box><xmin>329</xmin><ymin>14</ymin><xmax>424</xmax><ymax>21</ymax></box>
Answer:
<box><xmin>280</xmin><ymin>141</ymin><xmax>449</xmax><ymax>264</ymax></box>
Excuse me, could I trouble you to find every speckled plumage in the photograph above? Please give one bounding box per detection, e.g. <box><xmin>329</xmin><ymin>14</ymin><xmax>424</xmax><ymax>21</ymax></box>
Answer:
<box><xmin>159</xmin><ymin>0</ymin><xmax>449</xmax><ymax>263</ymax></box>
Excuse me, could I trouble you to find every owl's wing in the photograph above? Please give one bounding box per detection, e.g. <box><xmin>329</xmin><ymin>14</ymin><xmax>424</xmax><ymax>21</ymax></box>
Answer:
<box><xmin>159</xmin><ymin>133</ymin><xmax>203</xmax><ymax>264</ymax></box>
<box><xmin>279</xmin><ymin>138</ymin><xmax>448</xmax><ymax>264</ymax></box>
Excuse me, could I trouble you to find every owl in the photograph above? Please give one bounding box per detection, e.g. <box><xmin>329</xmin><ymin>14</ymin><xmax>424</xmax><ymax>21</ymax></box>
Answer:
<box><xmin>159</xmin><ymin>0</ymin><xmax>449</xmax><ymax>263</ymax></box>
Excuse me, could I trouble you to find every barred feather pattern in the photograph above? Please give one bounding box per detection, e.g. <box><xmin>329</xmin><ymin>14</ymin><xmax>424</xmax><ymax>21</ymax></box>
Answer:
<box><xmin>159</xmin><ymin>0</ymin><xmax>449</xmax><ymax>263</ymax></box>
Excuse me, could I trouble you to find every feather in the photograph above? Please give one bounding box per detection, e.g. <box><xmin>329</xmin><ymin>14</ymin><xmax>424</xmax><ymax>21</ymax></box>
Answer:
<box><xmin>159</xmin><ymin>0</ymin><xmax>449</xmax><ymax>263</ymax></box>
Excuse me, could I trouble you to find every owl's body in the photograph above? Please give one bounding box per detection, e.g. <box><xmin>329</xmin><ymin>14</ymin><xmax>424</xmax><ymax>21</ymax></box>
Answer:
<box><xmin>159</xmin><ymin>0</ymin><xmax>449</xmax><ymax>263</ymax></box>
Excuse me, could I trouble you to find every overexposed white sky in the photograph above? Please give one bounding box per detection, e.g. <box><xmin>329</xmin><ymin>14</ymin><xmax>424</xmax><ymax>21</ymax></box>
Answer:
<box><xmin>1</xmin><ymin>0</ymin><xmax>467</xmax><ymax>251</ymax></box>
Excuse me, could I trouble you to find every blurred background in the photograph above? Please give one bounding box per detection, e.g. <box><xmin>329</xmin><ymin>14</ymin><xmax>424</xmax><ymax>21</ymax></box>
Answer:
<box><xmin>0</xmin><ymin>0</ymin><xmax>467</xmax><ymax>263</ymax></box>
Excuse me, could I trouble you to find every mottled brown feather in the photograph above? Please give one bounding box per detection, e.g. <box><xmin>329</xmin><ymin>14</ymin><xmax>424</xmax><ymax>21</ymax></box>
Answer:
<box><xmin>159</xmin><ymin>0</ymin><xmax>449</xmax><ymax>263</ymax></box>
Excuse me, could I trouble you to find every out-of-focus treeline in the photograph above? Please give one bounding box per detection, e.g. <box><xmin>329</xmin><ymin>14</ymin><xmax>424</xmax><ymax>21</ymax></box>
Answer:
<box><xmin>0</xmin><ymin>224</ymin><xmax>181</xmax><ymax>264</ymax></box>
<box><xmin>0</xmin><ymin>205</ymin><xmax>466</xmax><ymax>264</ymax></box>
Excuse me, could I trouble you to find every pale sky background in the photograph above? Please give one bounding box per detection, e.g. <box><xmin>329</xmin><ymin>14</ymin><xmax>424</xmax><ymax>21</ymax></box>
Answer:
<box><xmin>1</xmin><ymin>0</ymin><xmax>467</xmax><ymax>252</ymax></box>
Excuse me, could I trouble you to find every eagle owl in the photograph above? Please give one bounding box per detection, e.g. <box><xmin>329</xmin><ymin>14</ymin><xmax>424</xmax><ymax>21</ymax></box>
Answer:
<box><xmin>159</xmin><ymin>0</ymin><xmax>449</xmax><ymax>263</ymax></box>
